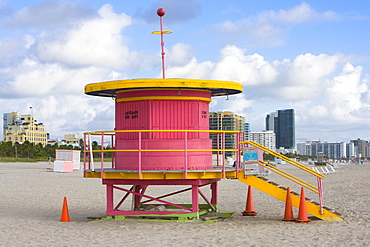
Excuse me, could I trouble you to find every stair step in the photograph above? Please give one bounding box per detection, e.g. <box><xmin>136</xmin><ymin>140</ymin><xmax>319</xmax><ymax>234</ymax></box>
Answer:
<box><xmin>254</xmin><ymin>176</ymin><xmax>342</xmax><ymax>217</ymax></box>
<box><xmin>322</xmin><ymin>206</ymin><xmax>341</xmax><ymax>215</ymax></box>
<box><xmin>276</xmin><ymin>185</ymin><xmax>286</xmax><ymax>190</ymax></box>
<box><xmin>239</xmin><ymin>174</ymin><xmax>343</xmax><ymax>221</ymax></box>
<box><xmin>291</xmin><ymin>191</ymin><xmax>300</xmax><ymax>196</ymax></box>
<box><xmin>257</xmin><ymin>176</ymin><xmax>269</xmax><ymax>181</ymax></box>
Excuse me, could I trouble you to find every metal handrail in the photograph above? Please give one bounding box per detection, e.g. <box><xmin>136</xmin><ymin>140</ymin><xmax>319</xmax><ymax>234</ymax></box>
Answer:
<box><xmin>83</xmin><ymin>129</ymin><xmax>242</xmax><ymax>179</ymax></box>
<box><xmin>242</xmin><ymin>141</ymin><xmax>325</xmax><ymax>179</ymax></box>
<box><xmin>85</xmin><ymin>130</ymin><xmax>241</xmax><ymax>134</ymax></box>
<box><xmin>87</xmin><ymin>149</ymin><xmax>239</xmax><ymax>153</ymax></box>
<box><xmin>258</xmin><ymin>160</ymin><xmax>319</xmax><ymax>193</ymax></box>
<box><xmin>242</xmin><ymin>140</ymin><xmax>325</xmax><ymax>213</ymax></box>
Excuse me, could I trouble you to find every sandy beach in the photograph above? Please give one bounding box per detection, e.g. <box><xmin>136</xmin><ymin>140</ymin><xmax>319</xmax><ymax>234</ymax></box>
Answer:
<box><xmin>0</xmin><ymin>161</ymin><xmax>369</xmax><ymax>246</ymax></box>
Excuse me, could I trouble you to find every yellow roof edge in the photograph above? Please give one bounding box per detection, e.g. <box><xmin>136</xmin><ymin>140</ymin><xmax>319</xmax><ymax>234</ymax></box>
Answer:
<box><xmin>85</xmin><ymin>78</ymin><xmax>243</xmax><ymax>96</ymax></box>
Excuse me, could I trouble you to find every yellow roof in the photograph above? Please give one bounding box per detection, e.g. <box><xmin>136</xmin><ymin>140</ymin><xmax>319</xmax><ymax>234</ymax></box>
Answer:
<box><xmin>85</xmin><ymin>78</ymin><xmax>242</xmax><ymax>97</ymax></box>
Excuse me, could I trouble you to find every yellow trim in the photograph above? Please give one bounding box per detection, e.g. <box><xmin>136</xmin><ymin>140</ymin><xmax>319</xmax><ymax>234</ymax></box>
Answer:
<box><xmin>258</xmin><ymin>160</ymin><xmax>319</xmax><ymax>193</ymax></box>
<box><xmin>152</xmin><ymin>30</ymin><xmax>172</xmax><ymax>34</ymax></box>
<box><xmin>85</xmin><ymin>78</ymin><xmax>242</xmax><ymax>95</ymax></box>
<box><xmin>116</xmin><ymin>96</ymin><xmax>211</xmax><ymax>102</ymax></box>
<box><xmin>242</xmin><ymin>141</ymin><xmax>325</xmax><ymax>179</ymax></box>
<box><xmin>85</xmin><ymin>170</ymin><xmax>237</xmax><ymax>180</ymax></box>
<box><xmin>116</xmin><ymin>88</ymin><xmax>212</xmax><ymax>93</ymax></box>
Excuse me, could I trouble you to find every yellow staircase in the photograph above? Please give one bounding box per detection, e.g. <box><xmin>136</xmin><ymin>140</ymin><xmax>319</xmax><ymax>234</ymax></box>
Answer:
<box><xmin>238</xmin><ymin>172</ymin><xmax>343</xmax><ymax>221</ymax></box>
<box><xmin>238</xmin><ymin>141</ymin><xmax>343</xmax><ymax>222</ymax></box>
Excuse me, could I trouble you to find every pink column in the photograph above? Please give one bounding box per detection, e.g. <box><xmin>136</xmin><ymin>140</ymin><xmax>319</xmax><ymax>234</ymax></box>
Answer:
<box><xmin>192</xmin><ymin>185</ymin><xmax>199</xmax><ymax>213</ymax></box>
<box><xmin>211</xmin><ymin>182</ymin><xmax>218</xmax><ymax>206</ymax></box>
<box><xmin>106</xmin><ymin>183</ymin><xmax>114</xmax><ymax>214</ymax></box>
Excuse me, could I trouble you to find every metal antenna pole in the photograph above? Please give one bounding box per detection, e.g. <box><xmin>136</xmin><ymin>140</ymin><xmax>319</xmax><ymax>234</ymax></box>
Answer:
<box><xmin>152</xmin><ymin>8</ymin><xmax>172</xmax><ymax>79</ymax></box>
<box><xmin>159</xmin><ymin>15</ymin><xmax>165</xmax><ymax>79</ymax></box>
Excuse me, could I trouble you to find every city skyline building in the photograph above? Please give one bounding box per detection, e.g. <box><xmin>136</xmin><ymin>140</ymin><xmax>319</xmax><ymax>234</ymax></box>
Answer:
<box><xmin>209</xmin><ymin>111</ymin><xmax>246</xmax><ymax>157</ymax></box>
<box><xmin>64</xmin><ymin>134</ymin><xmax>81</xmax><ymax>145</ymax></box>
<box><xmin>346</xmin><ymin>142</ymin><xmax>356</xmax><ymax>158</ymax></box>
<box><xmin>244</xmin><ymin>122</ymin><xmax>250</xmax><ymax>141</ymax></box>
<box><xmin>296</xmin><ymin>141</ymin><xmax>357</xmax><ymax>159</ymax></box>
<box><xmin>266</xmin><ymin>109</ymin><xmax>295</xmax><ymax>149</ymax></box>
<box><xmin>250</xmin><ymin>130</ymin><xmax>276</xmax><ymax>150</ymax></box>
<box><xmin>265</xmin><ymin>111</ymin><xmax>277</xmax><ymax>132</ymax></box>
<box><xmin>2</xmin><ymin>112</ymin><xmax>47</xmax><ymax>146</ymax></box>
<box><xmin>350</xmin><ymin>138</ymin><xmax>368</xmax><ymax>158</ymax></box>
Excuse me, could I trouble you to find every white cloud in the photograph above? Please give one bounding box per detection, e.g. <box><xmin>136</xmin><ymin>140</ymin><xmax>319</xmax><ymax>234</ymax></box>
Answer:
<box><xmin>210</xmin><ymin>94</ymin><xmax>254</xmax><ymax>117</ymax></box>
<box><xmin>211</xmin><ymin>45</ymin><xmax>278</xmax><ymax>85</ymax></box>
<box><xmin>214</xmin><ymin>3</ymin><xmax>340</xmax><ymax>47</ymax></box>
<box><xmin>0</xmin><ymin>3</ymin><xmax>143</xmax><ymax>138</ymax></box>
<box><xmin>167</xmin><ymin>45</ymin><xmax>278</xmax><ymax>84</ymax></box>
<box><xmin>4</xmin><ymin>1</ymin><xmax>97</xmax><ymax>28</ymax></box>
<box><xmin>0</xmin><ymin>57</ymin><xmax>118</xmax><ymax>98</ymax></box>
<box><xmin>0</xmin><ymin>94</ymin><xmax>114</xmax><ymax>138</ymax></box>
<box><xmin>269</xmin><ymin>53</ymin><xmax>341</xmax><ymax>101</ymax></box>
<box><xmin>315</xmin><ymin>63</ymin><xmax>368</xmax><ymax>122</ymax></box>
<box><xmin>135</xmin><ymin>0</ymin><xmax>201</xmax><ymax>25</ymax></box>
<box><xmin>166</xmin><ymin>44</ymin><xmax>370</xmax><ymax>141</ymax></box>
<box><xmin>34</xmin><ymin>4</ymin><xmax>137</xmax><ymax>69</ymax></box>
<box><xmin>266</xmin><ymin>2</ymin><xmax>338</xmax><ymax>24</ymax></box>
<box><xmin>166</xmin><ymin>43</ymin><xmax>194</xmax><ymax>66</ymax></box>
<box><xmin>166</xmin><ymin>57</ymin><xmax>215</xmax><ymax>79</ymax></box>
<box><xmin>0</xmin><ymin>38</ymin><xmax>23</xmax><ymax>66</ymax></box>
<box><xmin>271</xmin><ymin>3</ymin><xmax>316</xmax><ymax>23</ymax></box>
<box><xmin>0</xmin><ymin>2</ymin><xmax>369</xmax><ymax>143</ymax></box>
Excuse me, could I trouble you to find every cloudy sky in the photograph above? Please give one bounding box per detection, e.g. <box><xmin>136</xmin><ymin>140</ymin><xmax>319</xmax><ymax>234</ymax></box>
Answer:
<box><xmin>1</xmin><ymin>0</ymin><xmax>370</xmax><ymax>143</ymax></box>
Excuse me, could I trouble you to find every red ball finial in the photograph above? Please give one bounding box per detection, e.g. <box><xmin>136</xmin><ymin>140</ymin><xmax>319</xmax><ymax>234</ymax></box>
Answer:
<box><xmin>157</xmin><ymin>8</ymin><xmax>165</xmax><ymax>17</ymax></box>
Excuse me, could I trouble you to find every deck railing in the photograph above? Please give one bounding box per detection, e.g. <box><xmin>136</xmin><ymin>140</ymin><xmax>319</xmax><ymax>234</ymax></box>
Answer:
<box><xmin>83</xmin><ymin>129</ymin><xmax>243</xmax><ymax>179</ymax></box>
<box><xmin>83</xmin><ymin>132</ymin><xmax>327</xmax><ymax>213</ymax></box>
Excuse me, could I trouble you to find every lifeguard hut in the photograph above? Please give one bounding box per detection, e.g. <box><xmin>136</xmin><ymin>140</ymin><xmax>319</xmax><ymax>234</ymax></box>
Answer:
<box><xmin>54</xmin><ymin>149</ymin><xmax>81</xmax><ymax>172</ymax></box>
<box><xmin>82</xmin><ymin>9</ymin><xmax>343</xmax><ymax>222</ymax></box>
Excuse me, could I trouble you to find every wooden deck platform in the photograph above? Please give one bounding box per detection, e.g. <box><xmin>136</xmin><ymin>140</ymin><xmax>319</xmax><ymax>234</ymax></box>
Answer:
<box><xmin>84</xmin><ymin>167</ymin><xmax>239</xmax><ymax>180</ymax></box>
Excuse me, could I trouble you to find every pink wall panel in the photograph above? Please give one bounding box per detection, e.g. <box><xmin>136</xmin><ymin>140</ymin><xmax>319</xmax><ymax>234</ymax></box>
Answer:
<box><xmin>116</xmin><ymin>100</ymin><xmax>151</xmax><ymax>140</ymax></box>
<box><xmin>114</xmin><ymin>88</ymin><xmax>213</xmax><ymax>170</ymax></box>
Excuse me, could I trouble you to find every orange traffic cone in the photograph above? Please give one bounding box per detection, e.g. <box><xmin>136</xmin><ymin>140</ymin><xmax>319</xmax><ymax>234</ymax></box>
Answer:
<box><xmin>282</xmin><ymin>187</ymin><xmax>295</xmax><ymax>222</ymax></box>
<box><xmin>242</xmin><ymin>185</ymin><xmax>257</xmax><ymax>216</ymax></box>
<box><xmin>60</xmin><ymin>197</ymin><xmax>71</xmax><ymax>222</ymax></box>
<box><xmin>296</xmin><ymin>187</ymin><xmax>311</xmax><ymax>223</ymax></box>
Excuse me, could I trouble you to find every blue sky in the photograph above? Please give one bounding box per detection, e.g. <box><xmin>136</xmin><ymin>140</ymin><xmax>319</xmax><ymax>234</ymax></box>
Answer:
<box><xmin>1</xmin><ymin>0</ymin><xmax>370</xmax><ymax>143</ymax></box>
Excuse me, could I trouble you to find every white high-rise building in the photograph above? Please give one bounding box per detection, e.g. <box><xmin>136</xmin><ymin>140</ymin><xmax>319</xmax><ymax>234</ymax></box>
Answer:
<box><xmin>297</xmin><ymin>141</ymin><xmax>349</xmax><ymax>159</ymax></box>
<box><xmin>244</xmin><ymin>122</ymin><xmax>250</xmax><ymax>141</ymax></box>
<box><xmin>346</xmin><ymin>142</ymin><xmax>355</xmax><ymax>158</ymax></box>
<box><xmin>296</xmin><ymin>142</ymin><xmax>309</xmax><ymax>155</ymax></box>
<box><xmin>250</xmin><ymin>130</ymin><xmax>276</xmax><ymax>150</ymax></box>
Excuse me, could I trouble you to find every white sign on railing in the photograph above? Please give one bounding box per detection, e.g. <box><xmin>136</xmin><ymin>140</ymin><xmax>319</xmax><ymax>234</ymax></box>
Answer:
<box><xmin>243</xmin><ymin>147</ymin><xmax>260</xmax><ymax>175</ymax></box>
<box><xmin>244</xmin><ymin>162</ymin><xmax>260</xmax><ymax>175</ymax></box>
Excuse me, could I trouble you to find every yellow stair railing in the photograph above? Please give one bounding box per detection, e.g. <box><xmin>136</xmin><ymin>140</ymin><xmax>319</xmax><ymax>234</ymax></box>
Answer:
<box><xmin>242</xmin><ymin>141</ymin><xmax>325</xmax><ymax>179</ymax></box>
<box><xmin>240</xmin><ymin>140</ymin><xmax>330</xmax><ymax>217</ymax></box>
<box><xmin>257</xmin><ymin>160</ymin><xmax>319</xmax><ymax>194</ymax></box>
<box><xmin>237</xmin><ymin>171</ymin><xmax>343</xmax><ymax>222</ymax></box>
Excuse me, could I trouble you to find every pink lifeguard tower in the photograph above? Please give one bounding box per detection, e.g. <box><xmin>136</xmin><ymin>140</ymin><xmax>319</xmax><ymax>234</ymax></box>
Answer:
<box><xmin>82</xmin><ymin>8</ymin><xmax>343</xmax><ymax>222</ymax></box>
<box><xmin>83</xmin><ymin>8</ymin><xmax>243</xmax><ymax>221</ymax></box>
<box><xmin>84</xmin><ymin>77</ymin><xmax>242</xmax><ymax>220</ymax></box>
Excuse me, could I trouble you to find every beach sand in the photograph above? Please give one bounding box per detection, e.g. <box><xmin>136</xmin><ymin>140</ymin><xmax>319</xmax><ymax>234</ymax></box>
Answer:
<box><xmin>0</xmin><ymin>162</ymin><xmax>369</xmax><ymax>246</ymax></box>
